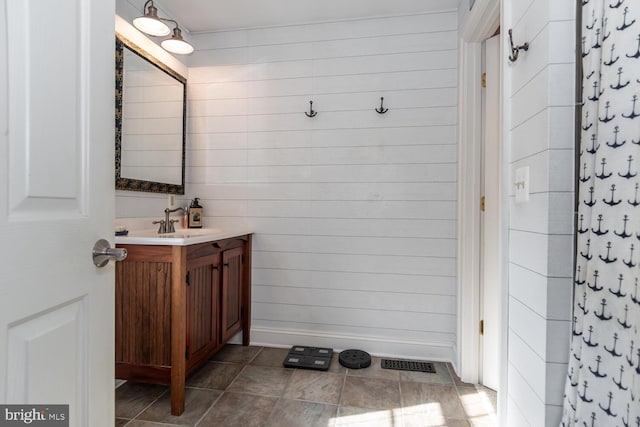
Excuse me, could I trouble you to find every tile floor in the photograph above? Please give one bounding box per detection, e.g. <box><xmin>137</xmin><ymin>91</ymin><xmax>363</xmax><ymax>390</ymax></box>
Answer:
<box><xmin>115</xmin><ymin>345</ymin><xmax>497</xmax><ymax>427</ymax></box>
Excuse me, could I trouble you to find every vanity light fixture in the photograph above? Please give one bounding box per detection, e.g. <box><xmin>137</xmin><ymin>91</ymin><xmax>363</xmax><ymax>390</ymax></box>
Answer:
<box><xmin>161</xmin><ymin>27</ymin><xmax>194</xmax><ymax>54</ymax></box>
<box><xmin>133</xmin><ymin>0</ymin><xmax>194</xmax><ymax>55</ymax></box>
<box><xmin>133</xmin><ymin>1</ymin><xmax>170</xmax><ymax>36</ymax></box>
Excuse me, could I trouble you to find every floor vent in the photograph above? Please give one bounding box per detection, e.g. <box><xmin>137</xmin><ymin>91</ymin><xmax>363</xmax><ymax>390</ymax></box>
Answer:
<box><xmin>381</xmin><ymin>358</ymin><xmax>436</xmax><ymax>373</ymax></box>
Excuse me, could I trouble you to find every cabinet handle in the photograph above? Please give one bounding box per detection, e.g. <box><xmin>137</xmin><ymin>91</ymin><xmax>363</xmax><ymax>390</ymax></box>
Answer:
<box><xmin>223</xmin><ymin>262</ymin><xmax>229</xmax><ymax>267</ymax></box>
<box><xmin>212</xmin><ymin>242</ymin><xmax>221</xmax><ymax>249</ymax></box>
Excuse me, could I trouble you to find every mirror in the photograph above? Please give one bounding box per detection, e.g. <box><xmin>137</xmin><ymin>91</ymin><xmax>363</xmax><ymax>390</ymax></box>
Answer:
<box><xmin>115</xmin><ymin>34</ymin><xmax>186</xmax><ymax>194</ymax></box>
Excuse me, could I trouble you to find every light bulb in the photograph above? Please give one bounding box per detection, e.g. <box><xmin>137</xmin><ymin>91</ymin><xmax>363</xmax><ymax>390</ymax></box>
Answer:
<box><xmin>133</xmin><ymin>3</ymin><xmax>170</xmax><ymax>37</ymax></box>
<box><xmin>161</xmin><ymin>28</ymin><xmax>194</xmax><ymax>54</ymax></box>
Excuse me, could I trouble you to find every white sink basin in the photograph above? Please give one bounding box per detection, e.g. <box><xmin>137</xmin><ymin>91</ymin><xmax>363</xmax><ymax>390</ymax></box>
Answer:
<box><xmin>114</xmin><ymin>227</ymin><xmax>252</xmax><ymax>246</ymax></box>
<box><xmin>132</xmin><ymin>228</ymin><xmax>221</xmax><ymax>238</ymax></box>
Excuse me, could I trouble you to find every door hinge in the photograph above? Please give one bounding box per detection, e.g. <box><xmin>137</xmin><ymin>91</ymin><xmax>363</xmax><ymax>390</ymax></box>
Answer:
<box><xmin>480</xmin><ymin>196</ymin><xmax>486</xmax><ymax>212</ymax></box>
<box><xmin>480</xmin><ymin>320</ymin><xmax>484</xmax><ymax>335</ymax></box>
<box><xmin>481</xmin><ymin>72</ymin><xmax>487</xmax><ymax>88</ymax></box>
<box><xmin>186</xmin><ymin>271</ymin><xmax>190</xmax><ymax>285</ymax></box>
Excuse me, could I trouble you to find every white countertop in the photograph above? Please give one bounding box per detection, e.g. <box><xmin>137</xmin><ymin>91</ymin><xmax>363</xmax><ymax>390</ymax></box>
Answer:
<box><xmin>114</xmin><ymin>227</ymin><xmax>253</xmax><ymax>246</ymax></box>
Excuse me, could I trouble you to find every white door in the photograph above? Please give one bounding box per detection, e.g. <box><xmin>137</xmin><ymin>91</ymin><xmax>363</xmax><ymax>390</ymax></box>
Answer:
<box><xmin>0</xmin><ymin>0</ymin><xmax>116</xmax><ymax>426</ymax></box>
<box><xmin>480</xmin><ymin>33</ymin><xmax>501</xmax><ymax>391</ymax></box>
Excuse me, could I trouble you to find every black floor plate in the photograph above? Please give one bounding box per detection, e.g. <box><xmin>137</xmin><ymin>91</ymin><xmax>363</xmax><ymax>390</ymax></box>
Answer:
<box><xmin>283</xmin><ymin>346</ymin><xmax>333</xmax><ymax>371</ymax></box>
<box><xmin>381</xmin><ymin>358</ymin><xmax>436</xmax><ymax>373</ymax></box>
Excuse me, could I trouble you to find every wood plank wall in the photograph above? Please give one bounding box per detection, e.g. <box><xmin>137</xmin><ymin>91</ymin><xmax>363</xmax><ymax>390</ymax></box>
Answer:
<box><xmin>184</xmin><ymin>10</ymin><xmax>459</xmax><ymax>359</ymax></box>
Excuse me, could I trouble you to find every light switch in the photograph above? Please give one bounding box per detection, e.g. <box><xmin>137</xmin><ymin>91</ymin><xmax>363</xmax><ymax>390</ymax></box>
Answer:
<box><xmin>515</xmin><ymin>167</ymin><xmax>529</xmax><ymax>203</ymax></box>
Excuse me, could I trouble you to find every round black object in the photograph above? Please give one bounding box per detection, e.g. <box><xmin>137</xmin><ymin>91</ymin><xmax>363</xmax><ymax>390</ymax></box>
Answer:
<box><xmin>339</xmin><ymin>349</ymin><xmax>371</xmax><ymax>369</ymax></box>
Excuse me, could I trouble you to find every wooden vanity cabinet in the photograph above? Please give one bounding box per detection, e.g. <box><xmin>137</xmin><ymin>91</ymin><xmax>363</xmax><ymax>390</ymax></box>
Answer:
<box><xmin>185</xmin><ymin>247</ymin><xmax>221</xmax><ymax>369</ymax></box>
<box><xmin>115</xmin><ymin>234</ymin><xmax>252</xmax><ymax>415</ymax></box>
<box><xmin>221</xmin><ymin>246</ymin><xmax>244</xmax><ymax>343</ymax></box>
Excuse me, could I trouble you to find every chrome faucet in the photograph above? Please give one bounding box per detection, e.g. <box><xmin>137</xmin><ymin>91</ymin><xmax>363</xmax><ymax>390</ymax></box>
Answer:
<box><xmin>153</xmin><ymin>207</ymin><xmax>184</xmax><ymax>234</ymax></box>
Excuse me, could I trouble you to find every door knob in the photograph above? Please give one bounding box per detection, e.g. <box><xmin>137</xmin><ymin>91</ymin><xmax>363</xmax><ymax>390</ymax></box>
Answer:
<box><xmin>93</xmin><ymin>239</ymin><xmax>127</xmax><ymax>267</ymax></box>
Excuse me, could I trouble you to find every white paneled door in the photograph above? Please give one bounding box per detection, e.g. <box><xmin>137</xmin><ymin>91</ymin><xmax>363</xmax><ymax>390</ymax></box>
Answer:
<box><xmin>0</xmin><ymin>0</ymin><xmax>115</xmax><ymax>426</ymax></box>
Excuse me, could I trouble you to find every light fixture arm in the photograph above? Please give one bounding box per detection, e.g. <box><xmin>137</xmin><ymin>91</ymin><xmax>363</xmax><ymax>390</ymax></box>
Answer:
<box><xmin>157</xmin><ymin>17</ymin><xmax>180</xmax><ymax>29</ymax></box>
<box><xmin>142</xmin><ymin>0</ymin><xmax>156</xmax><ymax>13</ymax></box>
<box><xmin>135</xmin><ymin>0</ymin><xmax>194</xmax><ymax>54</ymax></box>
<box><xmin>142</xmin><ymin>0</ymin><xmax>180</xmax><ymax>28</ymax></box>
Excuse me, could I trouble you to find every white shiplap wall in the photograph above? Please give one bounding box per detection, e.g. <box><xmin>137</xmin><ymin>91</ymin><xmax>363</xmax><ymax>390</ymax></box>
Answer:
<box><xmin>187</xmin><ymin>11</ymin><xmax>459</xmax><ymax>359</ymax></box>
<box><xmin>505</xmin><ymin>0</ymin><xmax>575</xmax><ymax>425</ymax></box>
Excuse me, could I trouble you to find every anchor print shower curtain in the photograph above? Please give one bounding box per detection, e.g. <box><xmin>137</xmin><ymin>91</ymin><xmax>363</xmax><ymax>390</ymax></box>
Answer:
<box><xmin>562</xmin><ymin>0</ymin><xmax>640</xmax><ymax>426</ymax></box>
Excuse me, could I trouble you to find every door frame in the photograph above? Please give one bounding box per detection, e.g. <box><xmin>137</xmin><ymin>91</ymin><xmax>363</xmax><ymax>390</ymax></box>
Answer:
<box><xmin>456</xmin><ymin>0</ymin><xmax>504</xmax><ymax>386</ymax></box>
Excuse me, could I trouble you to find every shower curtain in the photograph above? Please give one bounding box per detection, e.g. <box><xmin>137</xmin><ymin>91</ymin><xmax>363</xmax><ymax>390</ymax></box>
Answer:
<box><xmin>562</xmin><ymin>0</ymin><xmax>640</xmax><ymax>426</ymax></box>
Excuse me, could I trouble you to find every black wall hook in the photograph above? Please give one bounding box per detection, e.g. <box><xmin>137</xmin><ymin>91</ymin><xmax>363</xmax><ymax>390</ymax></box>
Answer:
<box><xmin>305</xmin><ymin>100</ymin><xmax>317</xmax><ymax>117</ymax></box>
<box><xmin>508</xmin><ymin>29</ymin><xmax>529</xmax><ymax>62</ymax></box>
<box><xmin>375</xmin><ymin>97</ymin><xmax>388</xmax><ymax>114</ymax></box>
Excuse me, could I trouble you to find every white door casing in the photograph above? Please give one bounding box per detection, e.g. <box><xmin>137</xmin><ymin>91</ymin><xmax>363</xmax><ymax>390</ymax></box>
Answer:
<box><xmin>456</xmin><ymin>0</ymin><xmax>501</xmax><ymax>385</ymax></box>
<box><xmin>0</xmin><ymin>0</ymin><xmax>115</xmax><ymax>425</ymax></box>
<box><xmin>480</xmin><ymin>34</ymin><xmax>501</xmax><ymax>391</ymax></box>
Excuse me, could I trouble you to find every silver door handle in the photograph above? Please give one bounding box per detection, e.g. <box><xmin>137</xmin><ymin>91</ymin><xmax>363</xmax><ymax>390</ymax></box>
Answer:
<box><xmin>93</xmin><ymin>239</ymin><xmax>127</xmax><ymax>267</ymax></box>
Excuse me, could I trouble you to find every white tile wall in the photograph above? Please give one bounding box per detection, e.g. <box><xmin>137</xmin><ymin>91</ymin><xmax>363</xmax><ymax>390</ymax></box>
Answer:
<box><xmin>505</xmin><ymin>0</ymin><xmax>576</xmax><ymax>425</ymax></box>
<box><xmin>186</xmin><ymin>11</ymin><xmax>458</xmax><ymax>358</ymax></box>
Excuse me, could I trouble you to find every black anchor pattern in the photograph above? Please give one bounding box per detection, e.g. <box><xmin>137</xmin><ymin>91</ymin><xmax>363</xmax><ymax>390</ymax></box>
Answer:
<box><xmin>563</xmin><ymin>1</ymin><xmax>640</xmax><ymax>426</ymax></box>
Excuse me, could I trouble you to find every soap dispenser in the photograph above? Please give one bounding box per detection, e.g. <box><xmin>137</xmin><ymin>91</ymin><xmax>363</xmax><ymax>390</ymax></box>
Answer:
<box><xmin>188</xmin><ymin>198</ymin><xmax>203</xmax><ymax>228</ymax></box>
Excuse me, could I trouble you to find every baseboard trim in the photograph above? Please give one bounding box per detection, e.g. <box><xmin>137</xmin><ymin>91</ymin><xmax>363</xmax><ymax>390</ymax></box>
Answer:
<box><xmin>247</xmin><ymin>327</ymin><xmax>455</xmax><ymax>363</ymax></box>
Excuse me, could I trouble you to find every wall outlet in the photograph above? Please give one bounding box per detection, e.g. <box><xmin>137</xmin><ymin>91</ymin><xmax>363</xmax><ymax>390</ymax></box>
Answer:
<box><xmin>168</xmin><ymin>195</ymin><xmax>175</xmax><ymax>208</ymax></box>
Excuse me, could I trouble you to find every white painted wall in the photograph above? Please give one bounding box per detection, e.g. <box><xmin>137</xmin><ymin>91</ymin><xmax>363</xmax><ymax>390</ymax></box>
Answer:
<box><xmin>186</xmin><ymin>11</ymin><xmax>459</xmax><ymax>359</ymax></box>
<box><xmin>503</xmin><ymin>1</ymin><xmax>576</xmax><ymax>426</ymax></box>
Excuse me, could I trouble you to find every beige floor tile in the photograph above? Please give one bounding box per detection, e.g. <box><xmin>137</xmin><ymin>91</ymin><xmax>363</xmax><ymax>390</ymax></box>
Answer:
<box><xmin>115</xmin><ymin>382</ymin><xmax>167</xmax><ymax>419</ymax></box>
<box><xmin>401</xmin><ymin>382</ymin><xmax>466</xmax><ymax>420</ymax></box>
<box><xmin>251</xmin><ymin>347</ymin><xmax>292</xmax><ymax>368</ymax></box>
<box><xmin>265</xmin><ymin>399</ymin><xmax>338</xmax><ymax>427</ymax></box>
<box><xmin>335</xmin><ymin>406</ymin><xmax>404</xmax><ymax>427</ymax></box>
<box><xmin>347</xmin><ymin>356</ymin><xmax>399</xmax><ymax>381</ymax></box>
<box><xmin>210</xmin><ymin>344</ymin><xmax>262</xmax><ymax>364</ymax></box>
<box><xmin>468</xmin><ymin>414</ymin><xmax>497</xmax><ymax>427</ymax></box>
<box><xmin>186</xmin><ymin>362</ymin><xmax>243</xmax><ymax>390</ymax></box>
<box><xmin>446</xmin><ymin>363</ymin><xmax>476</xmax><ymax>388</ymax></box>
<box><xmin>127</xmin><ymin>421</ymin><xmax>182</xmax><ymax>427</ymax></box>
<box><xmin>457</xmin><ymin>386</ymin><xmax>495</xmax><ymax>418</ymax></box>
<box><xmin>116</xmin><ymin>347</ymin><xmax>496</xmax><ymax>427</ymax></box>
<box><xmin>227</xmin><ymin>365</ymin><xmax>293</xmax><ymax>397</ymax></box>
<box><xmin>403</xmin><ymin>413</ymin><xmax>472</xmax><ymax>427</ymax></box>
<box><xmin>283</xmin><ymin>370</ymin><xmax>344</xmax><ymax>404</ymax></box>
<box><xmin>399</xmin><ymin>362</ymin><xmax>453</xmax><ymax>385</ymax></box>
<box><xmin>196</xmin><ymin>392</ymin><xmax>277</xmax><ymax>427</ymax></box>
<box><xmin>341</xmin><ymin>377</ymin><xmax>401</xmax><ymax>411</ymax></box>
<box><xmin>476</xmin><ymin>386</ymin><xmax>497</xmax><ymax>413</ymax></box>
<box><xmin>135</xmin><ymin>387</ymin><xmax>220</xmax><ymax>426</ymax></box>
<box><xmin>328</xmin><ymin>353</ymin><xmax>348</xmax><ymax>375</ymax></box>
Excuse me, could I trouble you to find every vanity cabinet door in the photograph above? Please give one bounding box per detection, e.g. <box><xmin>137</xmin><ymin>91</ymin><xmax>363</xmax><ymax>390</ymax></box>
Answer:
<box><xmin>221</xmin><ymin>246</ymin><xmax>244</xmax><ymax>343</ymax></box>
<box><xmin>186</xmin><ymin>253</ymin><xmax>221</xmax><ymax>367</ymax></box>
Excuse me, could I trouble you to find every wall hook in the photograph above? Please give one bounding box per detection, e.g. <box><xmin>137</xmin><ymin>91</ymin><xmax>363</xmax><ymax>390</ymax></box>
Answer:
<box><xmin>508</xmin><ymin>29</ymin><xmax>529</xmax><ymax>62</ymax></box>
<box><xmin>375</xmin><ymin>97</ymin><xmax>388</xmax><ymax>114</ymax></box>
<box><xmin>305</xmin><ymin>100</ymin><xmax>317</xmax><ymax>117</ymax></box>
